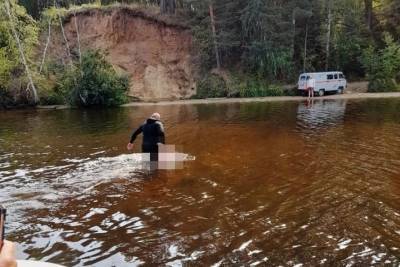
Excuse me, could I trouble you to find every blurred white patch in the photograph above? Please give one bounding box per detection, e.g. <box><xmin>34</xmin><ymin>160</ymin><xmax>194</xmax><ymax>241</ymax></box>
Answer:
<box><xmin>234</xmin><ymin>240</ymin><xmax>252</xmax><ymax>252</ymax></box>
<box><xmin>83</xmin><ymin>208</ymin><xmax>108</xmax><ymax>219</ymax></box>
<box><xmin>336</xmin><ymin>238</ymin><xmax>352</xmax><ymax>250</ymax></box>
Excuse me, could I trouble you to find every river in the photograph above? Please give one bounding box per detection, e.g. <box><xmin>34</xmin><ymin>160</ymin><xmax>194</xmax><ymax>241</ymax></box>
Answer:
<box><xmin>1</xmin><ymin>98</ymin><xmax>400</xmax><ymax>266</ymax></box>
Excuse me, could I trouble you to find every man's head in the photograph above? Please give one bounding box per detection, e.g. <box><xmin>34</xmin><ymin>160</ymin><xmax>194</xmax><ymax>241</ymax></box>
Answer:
<box><xmin>150</xmin><ymin>112</ymin><xmax>161</xmax><ymax>121</ymax></box>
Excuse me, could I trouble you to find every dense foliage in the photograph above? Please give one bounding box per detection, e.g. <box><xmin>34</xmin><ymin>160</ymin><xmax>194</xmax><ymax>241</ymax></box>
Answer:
<box><xmin>195</xmin><ymin>73</ymin><xmax>291</xmax><ymax>98</ymax></box>
<box><xmin>196</xmin><ymin>74</ymin><xmax>228</xmax><ymax>98</ymax></box>
<box><xmin>181</xmin><ymin>0</ymin><xmax>399</xmax><ymax>95</ymax></box>
<box><xmin>59</xmin><ymin>50</ymin><xmax>129</xmax><ymax>107</ymax></box>
<box><xmin>0</xmin><ymin>0</ymin><xmax>38</xmax><ymax>107</ymax></box>
<box><xmin>19</xmin><ymin>0</ymin><xmax>400</xmax><ymax>81</ymax></box>
<box><xmin>362</xmin><ymin>34</ymin><xmax>400</xmax><ymax>92</ymax></box>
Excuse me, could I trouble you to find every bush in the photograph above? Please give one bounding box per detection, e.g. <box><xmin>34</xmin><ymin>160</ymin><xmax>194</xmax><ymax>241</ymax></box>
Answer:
<box><xmin>238</xmin><ymin>82</ymin><xmax>285</xmax><ymax>97</ymax></box>
<box><xmin>368</xmin><ymin>78</ymin><xmax>398</xmax><ymax>92</ymax></box>
<box><xmin>195</xmin><ymin>74</ymin><xmax>228</xmax><ymax>98</ymax></box>
<box><xmin>230</xmin><ymin>76</ymin><xmax>285</xmax><ymax>97</ymax></box>
<box><xmin>195</xmin><ymin>72</ymin><xmax>293</xmax><ymax>99</ymax></box>
<box><xmin>35</xmin><ymin>73</ymin><xmax>65</xmax><ymax>105</ymax></box>
<box><xmin>282</xmin><ymin>86</ymin><xmax>297</xmax><ymax>96</ymax></box>
<box><xmin>60</xmin><ymin>50</ymin><xmax>129</xmax><ymax>107</ymax></box>
<box><xmin>361</xmin><ymin>34</ymin><xmax>400</xmax><ymax>92</ymax></box>
<box><xmin>39</xmin><ymin>90</ymin><xmax>65</xmax><ymax>105</ymax></box>
<box><xmin>0</xmin><ymin>87</ymin><xmax>13</xmax><ymax>108</ymax></box>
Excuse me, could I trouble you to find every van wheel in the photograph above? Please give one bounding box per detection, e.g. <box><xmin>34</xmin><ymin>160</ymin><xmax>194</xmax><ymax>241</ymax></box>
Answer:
<box><xmin>318</xmin><ymin>89</ymin><xmax>325</xmax><ymax>97</ymax></box>
<box><xmin>337</xmin><ymin>88</ymin><xmax>343</xmax><ymax>94</ymax></box>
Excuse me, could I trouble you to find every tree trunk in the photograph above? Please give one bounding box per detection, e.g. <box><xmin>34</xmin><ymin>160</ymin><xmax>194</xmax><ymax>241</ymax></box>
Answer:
<box><xmin>55</xmin><ymin>0</ymin><xmax>84</xmax><ymax>103</ymax></box>
<box><xmin>4</xmin><ymin>0</ymin><xmax>39</xmax><ymax>103</ymax></box>
<box><xmin>168</xmin><ymin>0</ymin><xmax>176</xmax><ymax>14</ymax></box>
<box><xmin>58</xmin><ymin>10</ymin><xmax>73</xmax><ymax>67</ymax></box>
<box><xmin>39</xmin><ymin>20</ymin><xmax>51</xmax><ymax>74</ymax></box>
<box><xmin>160</xmin><ymin>0</ymin><xmax>175</xmax><ymax>14</ymax></box>
<box><xmin>72</xmin><ymin>2</ymin><xmax>83</xmax><ymax>78</ymax></box>
<box><xmin>292</xmin><ymin>10</ymin><xmax>296</xmax><ymax>60</ymax></box>
<box><xmin>364</xmin><ymin>0</ymin><xmax>372</xmax><ymax>31</ymax></box>
<box><xmin>73</xmin><ymin>7</ymin><xmax>82</xmax><ymax>65</ymax></box>
<box><xmin>325</xmin><ymin>0</ymin><xmax>332</xmax><ymax>71</ymax></box>
<box><xmin>303</xmin><ymin>22</ymin><xmax>308</xmax><ymax>73</ymax></box>
<box><xmin>160</xmin><ymin>0</ymin><xmax>166</xmax><ymax>14</ymax></box>
<box><xmin>209</xmin><ymin>1</ymin><xmax>221</xmax><ymax>70</ymax></box>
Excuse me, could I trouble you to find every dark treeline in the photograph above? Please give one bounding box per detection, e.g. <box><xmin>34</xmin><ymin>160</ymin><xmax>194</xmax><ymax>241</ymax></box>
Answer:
<box><xmin>185</xmin><ymin>0</ymin><xmax>400</xmax><ymax>81</ymax></box>
<box><xmin>183</xmin><ymin>0</ymin><xmax>399</xmax><ymax>96</ymax></box>
<box><xmin>20</xmin><ymin>0</ymin><xmax>400</xmax><ymax>80</ymax></box>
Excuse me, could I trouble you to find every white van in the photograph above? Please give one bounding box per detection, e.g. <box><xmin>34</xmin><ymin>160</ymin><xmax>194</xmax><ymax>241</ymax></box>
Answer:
<box><xmin>298</xmin><ymin>71</ymin><xmax>347</xmax><ymax>96</ymax></box>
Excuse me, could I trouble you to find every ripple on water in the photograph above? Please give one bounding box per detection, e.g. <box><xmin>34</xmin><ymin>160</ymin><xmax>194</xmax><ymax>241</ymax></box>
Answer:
<box><xmin>1</xmin><ymin>152</ymin><xmax>194</xmax><ymax>223</ymax></box>
<box><xmin>2</xmin><ymin>99</ymin><xmax>400</xmax><ymax>265</ymax></box>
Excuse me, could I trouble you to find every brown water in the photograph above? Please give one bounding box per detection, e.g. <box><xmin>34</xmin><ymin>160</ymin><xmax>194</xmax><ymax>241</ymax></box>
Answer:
<box><xmin>1</xmin><ymin>99</ymin><xmax>400</xmax><ymax>266</ymax></box>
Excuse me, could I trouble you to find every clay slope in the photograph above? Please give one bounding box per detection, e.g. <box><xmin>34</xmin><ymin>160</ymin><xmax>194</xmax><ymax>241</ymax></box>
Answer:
<box><xmin>46</xmin><ymin>7</ymin><xmax>196</xmax><ymax>100</ymax></box>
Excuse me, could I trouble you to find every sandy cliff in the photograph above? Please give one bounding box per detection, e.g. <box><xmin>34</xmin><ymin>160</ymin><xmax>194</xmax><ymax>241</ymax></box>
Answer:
<box><xmin>45</xmin><ymin>7</ymin><xmax>196</xmax><ymax>100</ymax></box>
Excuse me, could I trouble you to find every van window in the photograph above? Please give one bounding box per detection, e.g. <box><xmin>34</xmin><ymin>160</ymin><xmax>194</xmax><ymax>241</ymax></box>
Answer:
<box><xmin>339</xmin><ymin>74</ymin><xmax>344</xmax><ymax>79</ymax></box>
<box><xmin>300</xmin><ymin>76</ymin><xmax>306</xmax><ymax>80</ymax></box>
<box><xmin>327</xmin><ymin>74</ymin><xmax>333</xmax><ymax>80</ymax></box>
<box><xmin>334</xmin><ymin>74</ymin><xmax>338</xmax><ymax>79</ymax></box>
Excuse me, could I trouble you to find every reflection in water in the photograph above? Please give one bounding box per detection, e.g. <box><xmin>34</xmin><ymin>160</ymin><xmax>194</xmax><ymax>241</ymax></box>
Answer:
<box><xmin>1</xmin><ymin>99</ymin><xmax>400</xmax><ymax>266</ymax></box>
<box><xmin>296</xmin><ymin>99</ymin><xmax>347</xmax><ymax>132</ymax></box>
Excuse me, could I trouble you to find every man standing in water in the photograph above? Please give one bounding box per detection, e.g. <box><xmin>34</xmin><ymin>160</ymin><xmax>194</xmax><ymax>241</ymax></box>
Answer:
<box><xmin>127</xmin><ymin>113</ymin><xmax>165</xmax><ymax>162</ymax></box>
<box><xmin>307</xmin><ymin>76</ymin><xmax>315</xmax><ymax>98</ymax></box>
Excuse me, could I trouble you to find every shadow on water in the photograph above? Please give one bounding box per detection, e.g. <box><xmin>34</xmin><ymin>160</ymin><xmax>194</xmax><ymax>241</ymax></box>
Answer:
<box><xmin>1</xmin><ymin>99</ymin><xmax>400</xmax><ymax>265</ymax></box>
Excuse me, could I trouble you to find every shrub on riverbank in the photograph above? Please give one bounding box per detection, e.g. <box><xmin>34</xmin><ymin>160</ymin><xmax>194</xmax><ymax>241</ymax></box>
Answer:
<box><xmin>59</xmin><ymin>50</ymin><xmax>129</xmax><ymax>107</ymax></box>
<box><xmin>362</xmin><ymin>34</ymin><xmax>400</xmax><ymax>92</ymax></box>
<box><xmin>235</xmin><ymin>80</ymin><xmax>286</xmax><ymax>98</ymax></box>
<box><xmin>194</xmin><ymin>72</ymin><xmax>290</xmax><ymax>98</ymax></box>
<box><xmin>195</xmin><ymin>74</ymin><xmax>228</xmax><ymax>98</ymax></box>
<box><xmin>0</xmin><ymin>88</ymin><xmax>13</xmax><ymax>109</ymax></box>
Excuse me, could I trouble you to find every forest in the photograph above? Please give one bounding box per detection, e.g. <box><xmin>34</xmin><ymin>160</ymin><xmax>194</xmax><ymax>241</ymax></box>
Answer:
<box><xmin>0</xmin><ymin>0</ymin><xmax>400</xmax><ymax>106</ymax></box>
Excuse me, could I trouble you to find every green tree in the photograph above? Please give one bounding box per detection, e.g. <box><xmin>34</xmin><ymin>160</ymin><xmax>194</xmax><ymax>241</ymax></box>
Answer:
<box><xmin>60</xmin><ymin>50</ymin><xmax>129</xmax><ymax>107</ymax></box>
<box><xmin>361</xmin><ymin>34</ymin><xmax>400</xmax><ymax>91</ymax></box>
<box><xmin>0</xmin><ymin>0</ymin><xmax>39</xmax><ymax>106</ymax></box>
<box><xmin>330</xmin><ymin>0</ymin><xmax>370</xmax><ymax>78</ymax></box>
<box><xmin>379</xmin><ymin>0</ymin><xmax>400</xmax><ymax>39</ymax></box>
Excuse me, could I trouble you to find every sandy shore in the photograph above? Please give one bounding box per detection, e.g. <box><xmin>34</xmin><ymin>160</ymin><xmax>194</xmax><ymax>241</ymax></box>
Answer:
<box><xmin>36</xmin><ymin>92</ymin><xmax>400</xmax><ymax>109</ymax></box>
<box><xmin>121</xmin><ymin>92</ymin><xmax>400</xmax><ymax>107</ymax></box>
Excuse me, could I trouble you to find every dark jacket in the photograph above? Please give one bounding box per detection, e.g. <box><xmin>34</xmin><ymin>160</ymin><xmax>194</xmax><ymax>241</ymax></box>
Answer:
<box><xmin>130</xmin><ymin>119</ymin><xmax>165</xmax><ymax>146</ymax></box>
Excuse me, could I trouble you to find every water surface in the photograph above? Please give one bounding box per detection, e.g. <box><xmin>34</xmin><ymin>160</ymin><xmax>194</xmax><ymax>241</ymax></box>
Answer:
<box><xmin>1</xmin><ymin>99</ymin><xmax>400</xmax><ymax>266</ymax></box>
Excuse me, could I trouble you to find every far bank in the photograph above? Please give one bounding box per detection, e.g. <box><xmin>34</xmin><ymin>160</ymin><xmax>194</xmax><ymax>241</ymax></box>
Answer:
<box><xmin>36</xmin><ymin>92</ymin><xmax>400</xmax><ymax>110</ymax></box>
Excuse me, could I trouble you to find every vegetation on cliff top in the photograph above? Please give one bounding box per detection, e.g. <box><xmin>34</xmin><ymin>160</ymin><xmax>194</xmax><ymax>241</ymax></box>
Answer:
<box><xmin>0</xmin><ymin>0</ymin><xmax>400</xmax><ymax>107</ymax></box>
